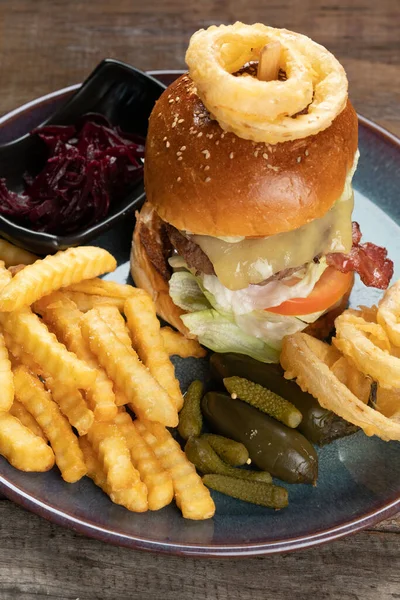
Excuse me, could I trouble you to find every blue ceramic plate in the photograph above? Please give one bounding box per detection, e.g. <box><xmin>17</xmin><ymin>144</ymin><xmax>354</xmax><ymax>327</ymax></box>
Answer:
<box><xmin>0</xmin><ymin>71</ymin><xmax>399</xmax><ymax>557</ymax></box>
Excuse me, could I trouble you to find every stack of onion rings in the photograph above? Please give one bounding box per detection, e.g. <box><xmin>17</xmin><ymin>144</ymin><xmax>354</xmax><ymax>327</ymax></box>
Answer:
<box><xmin>186</xmin><ymin>22</ymin><xmax>348</xmax><ymax>144</ymax></box>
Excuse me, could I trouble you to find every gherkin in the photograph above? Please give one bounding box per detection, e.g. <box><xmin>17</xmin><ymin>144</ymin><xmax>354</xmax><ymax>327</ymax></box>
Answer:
<box><xmin>223</xmin><ymin>376</ymin><xmax>303</xmax><ymax>428</ymax></box>
<box><xmin>201</xmin><ymin>433</ymin><xmax>249</xmax><ymax>466</ymax></box>
<box><xmin>185</xmin><ymin>437</ymin><xmax>272</xmax><ymax>483</ymax></box>
<box><xmin>178</xmin><ymin>380</ymin><xmax>204</xmax><ymax>440</ymax></box>
<box><xmin>203</xmin><ymin>474</ymin><xmax>288</xmax><ymax>510</ymax></box>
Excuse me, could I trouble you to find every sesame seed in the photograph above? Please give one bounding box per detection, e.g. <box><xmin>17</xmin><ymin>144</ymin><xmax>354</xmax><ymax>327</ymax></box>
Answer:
<box><xmin>263</xmin><ymin>153</ymin><xmax>268</xmax><ymax>160</ymax></box>
<box><xmin>178</xmin><ymin>118</ymin><xmax>184</xmax><ymax>123</ymax></box>
<box><xmin>205</xmin><ymin>177</ymin><xmax>211</xmax><ymax>182</ymax></box>
<box><xmin>254</xmin><ymin>151</ymin><xmax>259</xmax><ymax>157</ymax></box>
<box><xmin>197</xmin><ymin>132</ymin><xmax>203</xmax><ymax>138</ymax></box>
<box><xmin>221</xmin><ymin>133</ymin><xmax>225</xmax><ymax>138</ymax></box>
<box><xmin>231</xmin><ymin>393</ymin><xmax>237</xmax><ymax>399</ymax></box>
<box><xmin>163</xmin><ymin>136</ymin><xmax>167</xmax><ymax>141</ymax></box>
<box><xmin>177</xmin><ymin>177</ymin><xmax>182</xmax><ymax>182</ymax></box>
<box><xmin>297</xmin><ymin>156</ymin><xmax>302</xmax><ymax>163</ymax></box>
<box><xmin>209</xmin><ymin>134</ymin><xmax>214</xmax><ymax>139</ymax></box>
<box><xmin>229</xmin><ymin>152</ymin><xmax>235</xmax><ymax>159</ymax></box>
<box><xmin>177</xmin><ymin>151</ymin><xmax>182</xmax><ymax>156</ymax></box>
<box><xmin>175</xmin><ymin>96</ymin><xmax>180</xmax><ymax>101</ymax></box>
<box><xmin>178</xmin><ymin>156</ymin><xmax>183</xmax><ymax>161</ymax></box>
<box><xmin>180</xmin><ymin>146</ymin><xmax>186</xmax><ymax>151</ymax></box>
<box><xmin>168</xmin><ymin>99</ymin><xmax>174</xmax><ymax>104</ymax></box>
<box><xmin>305</xmin><ymin>149</ymin><xmax>309</xmax><ymax>156</ymax></box>
<box><xmin>215</xmin><ymin>140</ymin><xmax>220</xmax><ymax>145</ymax></box>
<box><xmin>202</xmin><ymin>150</ymin><xmax>210</xmax><ymax>159</ymax></box>
<box><xmin>204</xmin><ymin>165</ymin><xmax>210</xmax><ymax>171</ymax></box>
<box><xmin>172</xmin><ymin>122</ymin><xmax>176</xmax><ymax>128</ymax></box>
<box><xmin>166</xmin><ymin>141</ymin><xmax>170</xmax><ymax>148</ymax></box>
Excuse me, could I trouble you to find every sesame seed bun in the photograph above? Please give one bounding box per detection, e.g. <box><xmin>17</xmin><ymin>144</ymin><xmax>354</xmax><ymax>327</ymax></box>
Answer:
<box><xmin>144</xmin><ymin>73</ymin><xmax>358</xmax><ymax>238</ymax></box>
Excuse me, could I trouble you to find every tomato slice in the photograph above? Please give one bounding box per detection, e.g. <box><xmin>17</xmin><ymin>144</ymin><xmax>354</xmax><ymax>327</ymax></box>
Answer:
<box><xmin>265</xmin><ymin>267</ymin><xmax>353</xmax><ymax>316</ymax></box>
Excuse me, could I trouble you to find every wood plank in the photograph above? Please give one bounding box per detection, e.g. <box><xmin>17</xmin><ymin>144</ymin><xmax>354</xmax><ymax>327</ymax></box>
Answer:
<box><xmin>0</xmin><ymin>500</ymin><xmax>398</xmax><ymax>600</ymax></box>
<box><xmin>0</xmin><ymin>0</ymin><xmax>399</xmax><ymax>136</ymax></box>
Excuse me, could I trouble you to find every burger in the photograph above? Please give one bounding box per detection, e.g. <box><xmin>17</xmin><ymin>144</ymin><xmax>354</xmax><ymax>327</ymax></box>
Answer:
<box><xmin>131</xmin><ymin>24</ymin><xmax>393</xmax><ymax>363</ymax></box>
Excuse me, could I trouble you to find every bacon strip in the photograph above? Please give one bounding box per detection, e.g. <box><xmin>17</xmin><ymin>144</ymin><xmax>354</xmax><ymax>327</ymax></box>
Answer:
<box><xmin>327</xmin><ymin>222</ymin><xmax>393</xmax><ymax>290</ymax></box>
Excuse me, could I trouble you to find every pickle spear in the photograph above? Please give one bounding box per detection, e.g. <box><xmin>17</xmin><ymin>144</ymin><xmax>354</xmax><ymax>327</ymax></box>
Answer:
<box><xmin>211</xmin><ymin>353</ymin><xmax>358</xmax><ymax>445</ymax></box>
<box><xmin>223</xmin><ymin>376</ymin><xmax>302</xmax><ymax>428</ymax></box>
<box><xmin>202</xmin><ymin>392</ymin><xmax>318</xmax><ymax>484</ymax></box>
<box><xmin>201</xmin><ymin>433</ymin><xmax>249</xmax><ymax>466</ymax></box>
<box><xmin>178</xmin><ymin>380</ymin><xmax>203</xmax><ymax>441</ymax></box>
<box><xmin>203</xmin><ymin>474</ymin><xmax>288</xmax><ymax>510</ymax></box>
<box><xmin>185</xmin><ymin>437</ymin><xmax>272</xmax><ymax>483</ymax></box>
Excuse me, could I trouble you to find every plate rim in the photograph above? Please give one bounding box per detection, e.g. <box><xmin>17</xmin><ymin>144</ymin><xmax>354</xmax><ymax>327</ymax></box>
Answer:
<box><xmin>0</xmin><ymin>70</ymin><xmax>399</xmax><ymax>557</ymax></box>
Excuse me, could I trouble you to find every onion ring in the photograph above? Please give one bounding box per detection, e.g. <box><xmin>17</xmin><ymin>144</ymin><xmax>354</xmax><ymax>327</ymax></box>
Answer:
<box><xmin>186</xmin><ymin>22</ymin><xmax>348</xmax><ymax>144</ymax></box>
<box><xmin>333</xmin><ymin>311</ymin><xmax>400</xmax><ymax>389</ymax></box>
<box><xmin>377</xmin><ymin>279</ymin><xmax>400</xmax><ymax>347</ymax></box>
<box><xmin>281</xmin><ymin>332</ymin><xmax>400</xmax><ymax>441</ymax></box>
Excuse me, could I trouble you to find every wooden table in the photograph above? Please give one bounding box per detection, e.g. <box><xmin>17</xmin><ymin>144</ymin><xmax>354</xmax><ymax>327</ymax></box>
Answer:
<box><xmin>0</xmin><ymin>1</ymin><xmax>399</xmax><ymax>598</ymax></box>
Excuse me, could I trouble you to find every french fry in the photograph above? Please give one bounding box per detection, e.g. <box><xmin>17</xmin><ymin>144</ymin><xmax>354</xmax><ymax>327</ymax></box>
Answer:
<box><xmin>3</xmin><ymin>330</ymin><xmax>43</xmax><ymax>375</ymax></box>
<box><xmin>13</xmin><ymin>365</ymin><xmax>87</xmax><ymax>483</ymax></box>
<box><xmin>89</xmin><ymin>311</ymin><xmax>134</xmax><ymax>409</ymax></box>
<box><xmin>0</xmin><ymin>239</ymin><xmax>37</xmax><ymax>268</ymax></box>
<box><xmin>87</xmin><ymin>422</ymin><xmax>148</xmax><ymax>511</ymax></box>
<box><xmin>0</xmin><ymin>331</ymin><xmax>14</xmax><ymax>411</ymax></box>
<box><xmin>0</xmin><ymin>412</ymin><xmax>54</xmax><ymax>472</ymax></box>
<box><xmin>38</xmin><ymin>292</ymin><xmax>117</xmax><ymax>422</ymax></box>
<box><xmin>61</xmin><ymin>291</ymin><xmax>125</xmax><ymax>313</ymax></box>
<box><xmin>94</xmin><ymin>305</ymin><xmax>132</xmax><ymax>347</ymax></box>
<box><xmin>81</xmin><ymin>310</ymin><xmax>178</xmax><ymax>427</ymax></box>
<box><xmin>67</xmin><ymin>278</ymin><xmax>135</xmax><ymax>299</ymax></box>
<box><xmin>114</xmin><ymin>411</ymin><xmax>173</xmax><ymax>510</ymax></box>
<box><xmin>79</xmin><ymin>437</ymin><xmax>147</xmax><ymax>512</ymax></box>
<box><xmin>125</xmin><ymin>292</ymin><xmax>184</xmax><ymax>411</ymax></box>
<box><xmin>160</xmin><ymin>326</ymin><xmax>207</xmax><ymax>359</ymax></box>
<box><xmin>0</xmin><ymin>309</ymin><xmax>96</xmax><ymax>390</ymax></box>
<box><xmin>135</xmin><ymin>420</ymin><xmax>215</xmax><ymax>520</ymax></box>
<box><xmin>9</xmin><ymin>400</ymin><xmax>47</xmax><ymax>441</ymax></box>
<box><xmin>44</xmin><ymin>376</ymin><xmax>94</xmax><ymax>436</ymax></box>
<box><xmin>0</xmin><ymin>261</ymin><xmax>12</xmax><ymax>289</ymax></box>
<box><xmin>0</xmin><ymin>246</ymin><xmax>117</xmax><ymax>312</ymax></box>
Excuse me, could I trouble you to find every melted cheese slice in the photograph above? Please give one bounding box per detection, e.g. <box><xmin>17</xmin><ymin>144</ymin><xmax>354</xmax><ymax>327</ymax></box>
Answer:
<box><xmin>191</xmin><ymin>167</ymin><xmax>356</xmax><ymax>291</ymax></box>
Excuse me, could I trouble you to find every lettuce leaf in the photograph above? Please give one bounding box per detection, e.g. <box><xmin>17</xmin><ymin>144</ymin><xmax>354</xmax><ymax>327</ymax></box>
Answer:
<box><xmin>169</xmin><ymin>271</ymin><xmax>211</xmax><ymax>313</ymax></box>
<box><xmin>181</xmin><ymin>309</ymin><xmax>280</xmax><ymax>363</ymax></box>
<box><xmin>168</xmin><ymin>265</ymin><xmax>327</xmax><ymax>362</ymax></box>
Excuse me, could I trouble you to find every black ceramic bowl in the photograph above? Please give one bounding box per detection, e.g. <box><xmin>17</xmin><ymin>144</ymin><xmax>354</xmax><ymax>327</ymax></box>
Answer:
<box><xmin>0</xmin><ymin>59</ymin><xmax>166</xmax><ymax>255</ymax></box>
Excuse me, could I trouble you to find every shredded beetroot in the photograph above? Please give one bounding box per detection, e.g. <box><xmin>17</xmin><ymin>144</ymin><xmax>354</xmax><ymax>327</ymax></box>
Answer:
<box><xmin>327</xmin><ymin>222</ymin><xmax>394</xmax><ymax>289</ymax></box>
<box><xmin>0</xmin><ymin>114</ymin><xmax>145</xmax><ymax>235</ymax></box>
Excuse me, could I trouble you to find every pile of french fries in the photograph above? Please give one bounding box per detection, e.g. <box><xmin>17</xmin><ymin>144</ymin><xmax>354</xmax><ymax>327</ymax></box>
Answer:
<box><xmin>0</xmin><ymin>239</ymin><xmax>214</xmax><ymax>520</ymax></box>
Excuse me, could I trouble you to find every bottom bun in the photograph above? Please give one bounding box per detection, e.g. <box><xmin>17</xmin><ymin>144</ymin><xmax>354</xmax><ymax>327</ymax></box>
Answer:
<box><xmin>131</xmin><ymin>205</ymin><xmax>354</xmax><ymax>344</ymax></box>
<box><xmin>131</xmin><ymin>203</ymin><xmax>192</xmax><ymax>336</ymax></box>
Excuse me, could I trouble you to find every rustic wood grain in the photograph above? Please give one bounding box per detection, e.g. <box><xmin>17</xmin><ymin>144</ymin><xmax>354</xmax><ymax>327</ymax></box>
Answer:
<box><xmin>0</xmin><ymin>1</ymin><xmax>399</xmax><ymax>598</ymax></box>
<box><xmin>0</xmin><ymin>500</ymin><xmax>398</xmax><ymax>600</ymax></box>
<box><xmin>0</xmin><ymin>0</ymin><xmax>399</xmax><ymax>136</ymax></box>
